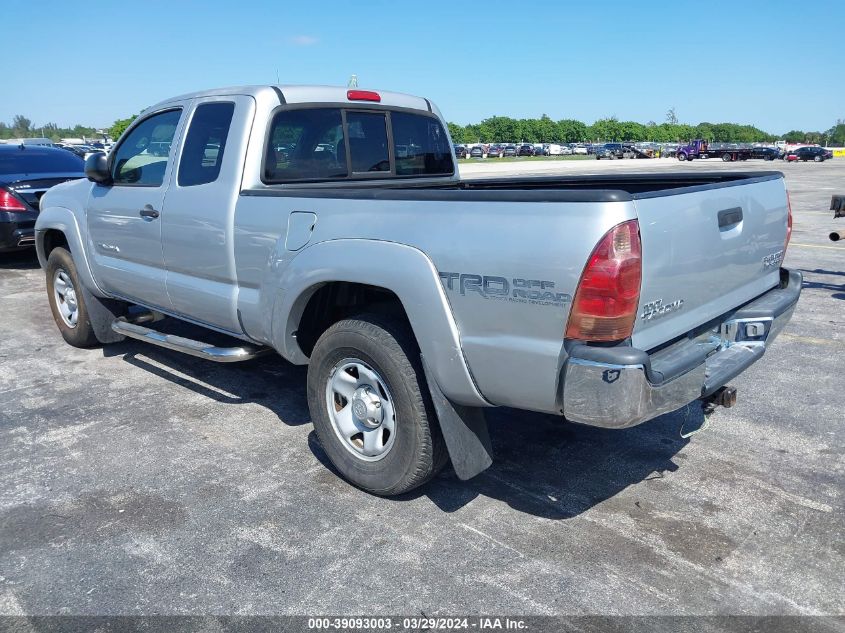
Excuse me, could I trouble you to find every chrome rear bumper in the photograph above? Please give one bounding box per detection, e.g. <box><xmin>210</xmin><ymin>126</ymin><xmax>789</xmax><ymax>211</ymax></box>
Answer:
<box><xmin>562</xmin><ymin>268</ymin><xmax>801</xmax><ymax>429</ymax></box>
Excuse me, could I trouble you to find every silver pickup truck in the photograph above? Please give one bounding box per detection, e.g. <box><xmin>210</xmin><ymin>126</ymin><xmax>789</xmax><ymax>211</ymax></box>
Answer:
<box><xmin>35</xmin><ymin>85</ymin><xmax>801</xmax><ymax>495</ymax></box>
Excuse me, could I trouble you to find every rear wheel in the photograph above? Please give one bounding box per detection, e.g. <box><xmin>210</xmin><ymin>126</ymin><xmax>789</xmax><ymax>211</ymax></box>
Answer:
<box><xmin>307</xmin><ymin>314</ymin><xmax>448</xmax><ymax>496</ymax></box>
<box><xmin>722</xmin><ymin>154</ymin><xmax>732</xmax><ymax>162</ymax></box>
<box><xmin>45</xmin><ymin>247</ymin><xmax>99</xmax><ymax>348</ymax></box>
<box><xmin>814</xmin><ymin>155</ymin><xmax>823</xmax><ymax>162</ymax></box>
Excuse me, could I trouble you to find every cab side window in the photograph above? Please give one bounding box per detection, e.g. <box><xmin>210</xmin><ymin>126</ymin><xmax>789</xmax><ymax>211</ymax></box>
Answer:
<box><xmin>178</xmin><ymin>102</ymin><xmax>235</xmax><ymax>187</ymax></box>
<box><xmin>111</xmin><ymin>109</ymin><xmax>182</xmax><ymax>186</ymax></box>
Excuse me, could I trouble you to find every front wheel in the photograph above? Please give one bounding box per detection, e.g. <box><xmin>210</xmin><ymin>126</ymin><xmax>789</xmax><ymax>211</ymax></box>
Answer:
<box><xmin>45</xmin><ymin>247</ymin><xmax>99</xmax><ymax>348</ymax></box>
<box><xmin>307</xmin><ymin>315</ymin><xmax>448</xmax><ymax>496</ymax></box>
<box><xmin>677</xmin><ymin>153</ymin><xmax>686</xmax><ymax>161</ymax></box>
<box><xmin>814</xmin><ymin>155</ymin><xmax>823</xmax><ymax>162</ymax></box>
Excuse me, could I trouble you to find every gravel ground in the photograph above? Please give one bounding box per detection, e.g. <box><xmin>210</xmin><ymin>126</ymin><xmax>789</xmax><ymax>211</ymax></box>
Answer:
<box><xmin>0</xmin><ymin>158</ymin><xmax>842</xmax><ymax>618</ymax></box>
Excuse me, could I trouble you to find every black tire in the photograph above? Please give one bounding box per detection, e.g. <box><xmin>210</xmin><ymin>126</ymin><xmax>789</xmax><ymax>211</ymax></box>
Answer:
<box><xmin>45</xmin><ymin>247</ymin><xmax>99</xmax><ymax>348</ymax></box>
<box><xmin>814</xmin><ymin>155</ymin><xmax>822</xmax><ymax>162</ymax></box>
<box><xmin>677</xmin><ymin>153</ymin><xmax>686</xmax><ymax>161</ymax></box>
<box><xmin>722</xmin><ymin>154</ymin><xmax>732</xmax><ymax>162</ymax></box>
<box><xmin>307</xmin><ymin>314</ymin><xmax>449</xmax><ymax>496</ymax></box>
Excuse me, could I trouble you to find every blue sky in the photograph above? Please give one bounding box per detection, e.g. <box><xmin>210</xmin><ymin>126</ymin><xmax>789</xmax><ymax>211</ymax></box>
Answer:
<box><xmin>2</xmin><ymin>0</ymin><xmax>842</xmax><ymax>133</ymax></box>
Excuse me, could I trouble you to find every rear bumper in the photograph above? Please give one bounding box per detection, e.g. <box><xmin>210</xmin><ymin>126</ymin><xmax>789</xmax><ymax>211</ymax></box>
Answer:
<box><xmin>562</xmin><ymin>268</ymin><xmax>801</xmax><ymax>429</ymax></box>
<box><xmin>0</xmin><ymin>212</ymin><xmax>37</xmax><ymax>250</ymax></box>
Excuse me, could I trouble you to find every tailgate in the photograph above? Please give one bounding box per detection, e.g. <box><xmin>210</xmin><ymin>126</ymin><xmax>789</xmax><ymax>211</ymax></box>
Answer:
<box><xmin>632</xmin><ymin>175</ymin><xmax>789</xmax><ymax>352</ymax></box>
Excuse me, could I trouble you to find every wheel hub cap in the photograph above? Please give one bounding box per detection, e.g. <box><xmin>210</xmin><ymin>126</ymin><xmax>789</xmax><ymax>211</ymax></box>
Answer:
<box><xmin>325</xmin><ymin>359</ymin><xmax>397</xmax><ymax>461</ymax></box>
<box><xmin>352</xmin><ymin>386</ymin><xmax>383</xmax><ymax>428</ymax></box>
<box><xmin>53</xmin><ymin>269</ymin><xmax>79</xmax><ymax>328</ymax></box>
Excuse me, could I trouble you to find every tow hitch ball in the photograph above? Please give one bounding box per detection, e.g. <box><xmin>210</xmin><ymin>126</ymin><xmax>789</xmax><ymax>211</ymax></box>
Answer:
<box><xmin>702</xmin><ymin>385</ymin><xmax>737</xmax><ymax>415</ymax></box>
<box><xmin>681</xmin><ymin>386</ymin><xmax>737</xmax><ymax>438</ymax></box>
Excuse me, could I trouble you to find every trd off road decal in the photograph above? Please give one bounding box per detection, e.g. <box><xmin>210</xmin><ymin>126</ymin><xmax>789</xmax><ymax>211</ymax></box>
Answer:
<box><xmin>439</xmin><ymin>272</ymin><xmax>571</xmax><ymax>307</ymax></box>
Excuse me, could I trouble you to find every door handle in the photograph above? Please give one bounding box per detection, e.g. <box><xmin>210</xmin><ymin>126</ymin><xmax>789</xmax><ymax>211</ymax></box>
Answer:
<box><xmin>139</xmin><ymin>205</ymin><xmax>160</xmax><ymax>220</ymax></box>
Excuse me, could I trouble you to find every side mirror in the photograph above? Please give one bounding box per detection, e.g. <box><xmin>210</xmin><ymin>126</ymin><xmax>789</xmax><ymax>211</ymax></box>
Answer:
<box><xmin>85</xmin><ymin>152</ymin><xmax>112</xmax><ymax>185</ymax></box>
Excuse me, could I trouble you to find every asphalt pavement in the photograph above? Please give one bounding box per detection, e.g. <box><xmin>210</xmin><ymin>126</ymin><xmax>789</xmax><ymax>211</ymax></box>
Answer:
<box><xmin>0</xmin><ymin>158</ymin><xmax>842</xmax><ymax>618</ymax></box>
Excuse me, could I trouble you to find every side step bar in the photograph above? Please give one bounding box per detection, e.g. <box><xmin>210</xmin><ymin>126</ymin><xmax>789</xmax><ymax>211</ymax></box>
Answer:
<box><xmin>111</xmin><ymin>318</ymin><xmax>269</xmax><ymax>363</ymax></box>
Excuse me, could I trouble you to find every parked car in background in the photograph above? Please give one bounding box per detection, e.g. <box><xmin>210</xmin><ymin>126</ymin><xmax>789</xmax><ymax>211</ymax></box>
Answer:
<box><xmin>595</xmin><ymin>143</ymin><xmax>625</xmax><ymax>159</ymax></box>
<box><xmin>0</xmin><ymin>145</ymin><xmax>84</xmax><ymax>251</ymax></box>
<box><xmin>572</xmin><ymin>145</ymin><xmax>588</xmax><ymax>155</ymax></box>
<box><xmin>785</xmin><ymin>146</ymin><xmax>832</xmax><ymax>162</ymax></box>
<box><xmin>660</xmin><ymin>144</ymin><xmax>679</xmax><ymax>158</ymax></box>
<box><xmin>545</xmin><ymin>144</ymin><xmax>569</xmax><ymax>156</ymax></box>
<box><xmin>517</xmin><ymin>143</ymin><xmax>534</xmax><ymax>156</ymax></box>
<box><xmin>750</xmin><ymin>147</ymin><xmax>779</xmax><ymax>161</ymax></box>
<box><xmin>469</xmin><ymin>145</ymin><xmax>484</xmax><ymax>158</ymax></box>
<box><xmin>487</xmin><ymin>144</ymin><xmax>505</xmax><ymax>158</ymax></box>
<box><xmin>1</xmin><ymin>137</ymin><xmax>54</xmax><ymax>147</ymax></box>
<box><xmin>56</xmin><ymin>144</ymin><xmax>87</xmax><ymax>158</ymax></box>
<box><xmin>503</xmin><ymin>144</ymin><xmax>517</xmax><ymax>157</ymax></box>
<box><xmin>454</xmin><ymin>145</ymin><xmax>467</xmax><ymax>159</ymax></box>
<box><xmin>58</xmin><ymin>144</ymin><xmax>105</xmax><ymax>161</ymax></box>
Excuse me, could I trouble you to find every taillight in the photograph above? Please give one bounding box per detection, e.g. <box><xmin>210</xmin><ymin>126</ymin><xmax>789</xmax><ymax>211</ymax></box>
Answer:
<box><xmin>0</xmin><ymin>189</ymin><xmax>27</xmax><ymax>212</ymax></box>
<box><xmin>565</xmin><ymin>219</ymin><xmax>642</xmax><ymax>342</ymax></box>
<box><xmin>784</xmin><ymin>190</ymin><xmax>793</xmax><ymax>256</ymax></box>
<box><xmin>347</xmin><ymin>89</ymin><xmax>381</xmax><ymax>102</ymax></box>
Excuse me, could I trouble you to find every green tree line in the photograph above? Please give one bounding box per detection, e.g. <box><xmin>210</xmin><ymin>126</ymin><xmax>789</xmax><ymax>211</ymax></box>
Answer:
<box><xmin>3</xmin><ymin>111</ymin><xmax>843</xmax><ymax>147</ymax></box>
<box><xmin>0</xmin><ymin>115</ymin><xmax>101</xmax><ymax>141</ymax></box>
<box><xmin>448</xmin><ymin>115</ymin><xmax>845</xmax><ymax>146</ymax></box>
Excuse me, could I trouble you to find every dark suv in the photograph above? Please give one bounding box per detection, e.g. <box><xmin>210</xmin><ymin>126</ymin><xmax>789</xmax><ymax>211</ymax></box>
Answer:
<box><xmin>0</xmin><ymin>145</ymin><xmax>84</xmax><ymax>251</ymax></box>
<box><xmin>517</xmin><ymin>144</ymin><xmax>534</xmax><ymax>156</ymax></box>
<box><xmin>595</xmin><ymin>143</ymin><xmax>624</xmax><ymax>160</ymax></box>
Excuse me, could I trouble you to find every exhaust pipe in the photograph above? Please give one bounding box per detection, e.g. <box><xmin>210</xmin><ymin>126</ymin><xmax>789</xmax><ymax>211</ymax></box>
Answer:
<box><xmin>831</xmin><ymin>231</ymin><xmax>843</xmax><ymax>242</ymax></box>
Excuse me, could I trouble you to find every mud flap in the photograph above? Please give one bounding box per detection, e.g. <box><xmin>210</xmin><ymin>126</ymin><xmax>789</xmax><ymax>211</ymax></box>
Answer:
<box><xmin>80</xmin><ymin>286</ymin><xmax>128</xmax><ymax>344</ymax></box>
<box><xmin>421</xmin><ymin>355</ymin><xmax>493</xmax><ymax>480</ymax></box>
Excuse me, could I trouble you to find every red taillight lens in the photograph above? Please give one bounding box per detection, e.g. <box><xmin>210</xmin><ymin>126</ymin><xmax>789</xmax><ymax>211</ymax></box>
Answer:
<box><xmin>0</xmin><ymin>189</ymin><xmax>28</xmax><ymax>212</ymax></box>
<box><xmin>347</xmin><ymin>89</ymin><xmax>381</xmax><ymax>102</ymax></box>
<box><xmin>565</xmin><ymin>219</ymin><xmax>642</xmax><ymax>342</ymax></box>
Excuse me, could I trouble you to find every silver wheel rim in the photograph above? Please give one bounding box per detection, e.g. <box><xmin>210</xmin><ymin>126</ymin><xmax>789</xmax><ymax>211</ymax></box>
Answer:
<box><xmin>325</xmin><ymin>358</ymin><xmax>396</xmax><ymax>462</ymax></box>
<box><xmin>53</xmin><ymin>269</ymin><xmax>79</xmax><ymax>328</ymax></box>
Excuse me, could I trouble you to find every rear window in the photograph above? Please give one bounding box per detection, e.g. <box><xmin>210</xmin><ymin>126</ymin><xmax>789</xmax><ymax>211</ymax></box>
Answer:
<box><xmin>264</xmin><ymin>107</ymin><xmax>454</xmax><ymax>183</ymax></box>
<box><xmin>0</xmin><ymin>148</ymin><xmax>84</xmax><ymax>175</ymax></box>
<box><xmin>392</xmin><ymin>112</ymin><xmax>454</xmax><ymax>176</ymax></box>
<box><xmin>265</xmin><ymin>108</ymin><xmax>347</xmax><ymax>182</ymax></box>
<box><xmin>347</xmin><ymin>111</ymin><xmax>390</xmax><ymax>173</ymax></box>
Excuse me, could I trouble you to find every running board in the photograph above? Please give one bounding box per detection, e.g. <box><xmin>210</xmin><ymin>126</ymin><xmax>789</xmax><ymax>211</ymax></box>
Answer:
<box><xmin>111</xmin><ymin>318</ymin><xmax>269</xmax><ymax>363</ymax></box>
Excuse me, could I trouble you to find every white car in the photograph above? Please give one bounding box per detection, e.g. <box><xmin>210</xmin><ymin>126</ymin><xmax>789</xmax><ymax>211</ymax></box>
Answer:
<box><xmin>572</xmin><ymin>145</ymin><xmax>588</xmax><ymax>155</ymax></box>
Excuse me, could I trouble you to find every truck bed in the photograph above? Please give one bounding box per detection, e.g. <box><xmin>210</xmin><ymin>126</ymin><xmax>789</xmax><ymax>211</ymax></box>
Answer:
<box><xmin>243</xmin><ymin>171</ymin><xmax>782</xmax><ymax>202</ymax></box>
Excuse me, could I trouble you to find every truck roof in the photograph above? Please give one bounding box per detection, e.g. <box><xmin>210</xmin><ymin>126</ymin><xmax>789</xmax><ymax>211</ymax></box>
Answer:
<box><xmin>147</xmin><ymin>85</ymin><xmax>434</xmax><ymax>115</ymax></box>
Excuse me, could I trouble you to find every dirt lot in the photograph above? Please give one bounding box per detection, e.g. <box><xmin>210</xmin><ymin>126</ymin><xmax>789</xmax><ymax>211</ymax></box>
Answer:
<box><xmin>0</xmin><ymin>158</ymin><xmax>842</xmax><ymax>617</ymax></box>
